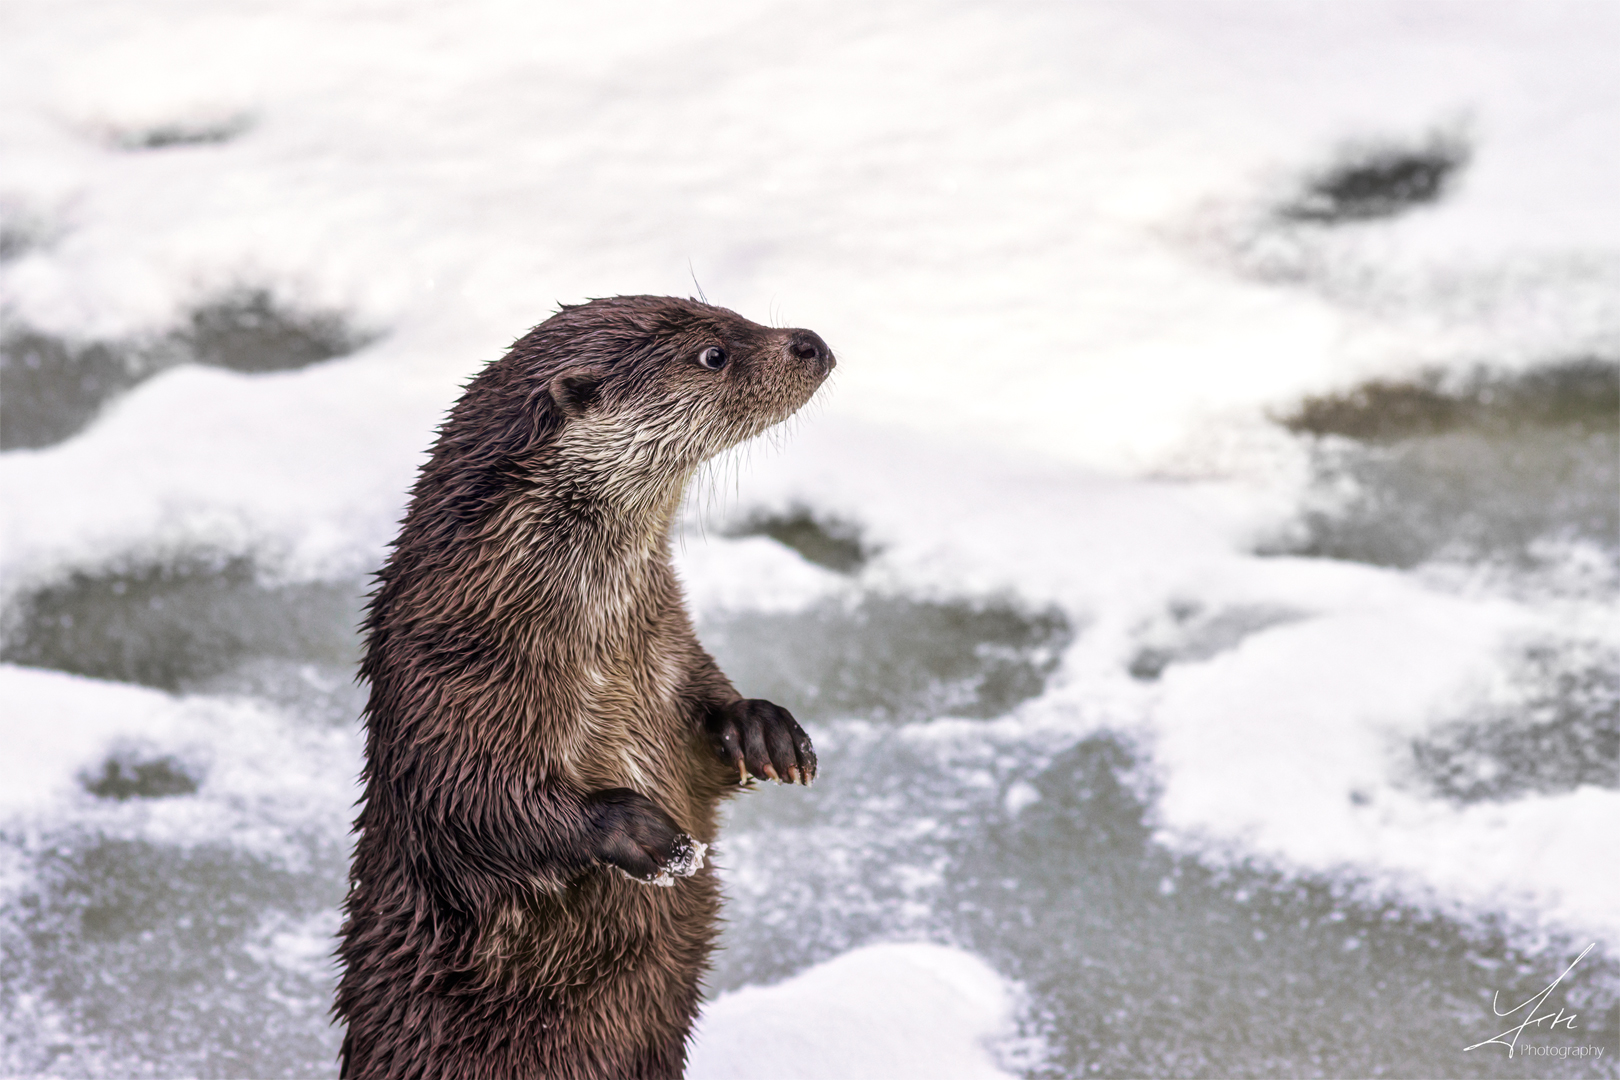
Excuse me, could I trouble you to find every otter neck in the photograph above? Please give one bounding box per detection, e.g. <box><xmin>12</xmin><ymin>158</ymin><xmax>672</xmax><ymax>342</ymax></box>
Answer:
<box><xmin>500</xmin><ymin>435</ymin><xmax>695</xmax><ymax>647</ymax></box>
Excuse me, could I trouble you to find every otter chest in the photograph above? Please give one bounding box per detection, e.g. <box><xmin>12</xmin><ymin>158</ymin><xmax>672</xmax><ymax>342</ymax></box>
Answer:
<box><xmin>565</xmin><ymin>643</ymin><xmax>687</xmax><ymax>793</ymax></box>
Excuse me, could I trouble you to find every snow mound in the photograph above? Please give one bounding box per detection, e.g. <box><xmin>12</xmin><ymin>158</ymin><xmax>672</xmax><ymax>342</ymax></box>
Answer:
<box><xmin>689</xmin><ymin>943</ymin><xmax>1020</xmax><ymax>1080</ymax></box>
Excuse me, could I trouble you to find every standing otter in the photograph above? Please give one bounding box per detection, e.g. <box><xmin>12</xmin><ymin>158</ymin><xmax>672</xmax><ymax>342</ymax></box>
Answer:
<box><xmin>334</xmin><ymin>296</ymin><xmax>833</xmax><ymax>1079</ymax></box>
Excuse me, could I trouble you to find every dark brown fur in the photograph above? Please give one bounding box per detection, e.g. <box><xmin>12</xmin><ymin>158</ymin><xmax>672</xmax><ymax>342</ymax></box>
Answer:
<box><xmin>335</xmin><ymin>297</ymin><xmax>833</xmax><ymax>1079</ymax></box>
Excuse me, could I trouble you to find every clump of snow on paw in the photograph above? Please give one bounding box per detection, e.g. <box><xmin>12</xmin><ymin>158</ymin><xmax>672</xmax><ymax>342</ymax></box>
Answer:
<box><xmin>650</xmin><ymin>835</ymin><xmax>707</xmax><ymax>887</ymax></box>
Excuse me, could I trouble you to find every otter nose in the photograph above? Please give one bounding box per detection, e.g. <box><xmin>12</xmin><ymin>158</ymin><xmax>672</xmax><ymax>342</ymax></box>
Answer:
<box><xmin>787</xmin><ymin>330</ymin><xmax>835</xmax><ymax>373</ymax></box>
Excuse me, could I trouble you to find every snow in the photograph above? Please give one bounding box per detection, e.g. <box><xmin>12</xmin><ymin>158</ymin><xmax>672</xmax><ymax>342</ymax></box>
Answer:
<box><xmin>2</xmin><ymin>0</ymin><xmax>1617</xmax><ymax>1069</ymax></box>
<box><xmin>689</xmin><ymin>943</ymin><xmax>1020</xmax><ymax>1080</ymax></box>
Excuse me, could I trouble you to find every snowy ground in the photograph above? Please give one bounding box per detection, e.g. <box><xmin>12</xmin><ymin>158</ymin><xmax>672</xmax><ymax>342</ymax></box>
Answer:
<box><xmin>2</xmin><ymin>1</ymin><xmax>1617</xmax><ymax>1077</ymax></box>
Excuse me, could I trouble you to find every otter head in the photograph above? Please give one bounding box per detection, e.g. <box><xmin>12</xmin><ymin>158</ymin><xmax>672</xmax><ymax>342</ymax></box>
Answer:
<box><xmin>531</xmin><ymin>296</ymin><xmax>834</xmax><ymax>500</ymax></box>
<box><xmin>414</xmin><ymin>297</ymin><xmax>832</xmax><ymax>549</ymax></box>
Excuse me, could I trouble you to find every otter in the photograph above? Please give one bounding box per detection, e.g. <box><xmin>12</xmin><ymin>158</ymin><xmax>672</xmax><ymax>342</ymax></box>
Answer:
<box><xmin>334</xmin><ymin>296</ymin><xmax>834</xmax><ymax>1079</ymax></box>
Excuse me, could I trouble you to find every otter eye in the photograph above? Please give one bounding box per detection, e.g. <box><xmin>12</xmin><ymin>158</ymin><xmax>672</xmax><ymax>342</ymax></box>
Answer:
<box><xmin>698</xmin><ymin>346</ymin><xmax>728</xmax><ymax>371</ymax></box>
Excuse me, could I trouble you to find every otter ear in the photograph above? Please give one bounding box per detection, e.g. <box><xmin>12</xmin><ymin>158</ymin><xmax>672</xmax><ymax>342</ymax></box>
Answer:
<box><xmin>550</xmin><ymin>368</ymin><xmax>604</xmax><ymax>418</ymax></box>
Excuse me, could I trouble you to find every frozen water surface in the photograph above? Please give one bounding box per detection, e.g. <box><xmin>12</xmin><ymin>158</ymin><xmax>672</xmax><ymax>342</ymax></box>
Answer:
<box><xmin>2</xmin><ymin>0</ymin><xmax>1618</xmax><ymax>1077</ymax></box>
<box><xmin>1</xmin><ymin>289</ymin><xmax>374</xmax><ymax>450</ymax></box>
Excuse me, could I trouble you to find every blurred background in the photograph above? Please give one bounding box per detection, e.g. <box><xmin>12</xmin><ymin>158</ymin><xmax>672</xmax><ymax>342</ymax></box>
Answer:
<box><xmin>1</xmin><ymin>1</ymin><xmax>1616</xmax><ymax>1077</ymax></box>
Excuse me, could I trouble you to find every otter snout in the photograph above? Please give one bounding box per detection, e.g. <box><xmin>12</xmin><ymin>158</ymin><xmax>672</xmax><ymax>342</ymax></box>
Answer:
<box><xmin>786</xmin><ymin>329</ymin><xmax>835</xmax><ymax>375</ymax></box>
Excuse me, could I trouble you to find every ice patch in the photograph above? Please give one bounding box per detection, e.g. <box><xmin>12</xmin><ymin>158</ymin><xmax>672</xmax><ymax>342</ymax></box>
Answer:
<box><xmin>0</xmin><ymin>664</ymin><xmax>359</xmax><ymax>849</ymax></box>
<box><xmin>0</xmin><ymin>665</ymin><xmax>181</xmax><ymax>815</ymax></box>
<box><xmin>675</xmin><ymin>534</ymin><xmax>851</xmax><ymax>619</ymax></box>
<box><xmin>689</xmin><ymin>943</ymin><xmax>1020</xmax><ymax>1080</ymax></box>
<box><xmin>1149</xmin><ymin>595</ymin><xmax>1620</xmax><ymax>940</ymax></box>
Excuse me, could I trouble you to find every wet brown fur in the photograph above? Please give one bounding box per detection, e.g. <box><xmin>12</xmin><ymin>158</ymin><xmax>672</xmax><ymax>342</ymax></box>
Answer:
<box><xmin>334</xmin><ymin>297</ymin><xmax>832</xmax><ymax>1079</ymax></box>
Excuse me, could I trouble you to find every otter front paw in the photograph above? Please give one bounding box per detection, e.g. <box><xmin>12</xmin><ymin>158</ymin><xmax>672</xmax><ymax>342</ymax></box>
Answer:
<box><xmin>585</xmin><ymin>789</ymin><xmax>706</xmax><ymax>886</ymax></box>
<box><xmin>707</xmin><ymin>699</ymin><xmax>818</xmax><ymax>786</ymax></box>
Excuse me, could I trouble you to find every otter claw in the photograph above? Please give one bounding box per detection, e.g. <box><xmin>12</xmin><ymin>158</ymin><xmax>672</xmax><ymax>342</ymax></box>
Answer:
<box><xmin>709</xmin><ymin>698</ymin><xmax>817</xmax><ymax>788</ymax></box>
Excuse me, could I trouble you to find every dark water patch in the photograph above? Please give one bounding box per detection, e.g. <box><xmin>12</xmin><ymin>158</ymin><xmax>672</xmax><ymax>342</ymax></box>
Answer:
<box><xmin>185</xmin><ymin>656</ymin><xmax>370</xmax><ymax>728</ymax></box>
<box><xmin>1128</xmin><ymin>649</ymin><xmax>1173</xmax><ymax>681</ymax></box>
<box><xmin>1279</xmin><ymin>133</ymin><xmax>1469</xmax><ymax>224</ymax></box>
<box><xmin>0</xmin><ymin>556</ymin><xmax>365</xmax><ymax>693</ymax></box>
<box><xmin>701</xmin><ymin>595</ymin><xmax>1073</xmax><ymax>724</ymax></box>
<box><xmin>1285</xmin><ymin>426</ymin><xmax>1618</xmax><ymax>568</ymax></box>
<box><xmin>0</xmin><ymin>289</ymin><xmax>375</xmax><ymax>450</ymax></box>
<box><xmin>1412</xmin><ymin>642</ymin><xmax>1619</xmax><ymax>804</ymax></box>
<box><xmin>0</xmin><ymin>331</ymin><xmax>144</xmax><ymax>449</ymax></box>
<box><xmin>176</xmin><ymin>288</ymin><xmax>368</xmax><ymax>374</ymax></box>
<box><xmin>1282</xmin><ymin>360</ymin><xmax>1620</xmax><ymax>443</ymax></box>
<box><xmin>729</xmin><ymin>505</ymin><xmax>872</xmax><ymax>573</ymax></box>
<box><xmin>109</xmin><ymin>115</ymin><xmax>253</xmax><ymax>151</ymax></box>
<box><xmin>0</xmin><ymin>224</ymin><xmax>37</xmax><ymax>262</ymax></box>
<box><xmin>0</xmin><ymin>198</ymin><xmax>63</xmax><ymax>263</ymax></box>
<box><xmin>81</xmin><ymin>750</ymin><xmax>201</xmax><ymax>801</ymax></box>
<box><xmin>713</xmin><ymin>728</ymin><xmax>1620</xmax><ymax>1078</ymax></box>
<box><xmin>959</xmin><ymin>738</ymin><xmax>1617</xmax><ymax>1079</ymax></box>
<box><xmin>1272</xmin><ymin>360</ymin><xmax>1620</xmax><ymax>570</ymax></box>
<box><xmin>0</xmin><ymin>836</ymin><xmax>344</xmax><ymax>1078</ymax></box>
<box><xmin>1128</xmin><ymin>601</ymin><xmax>1303</xmax><ymax>681</ymax></box>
